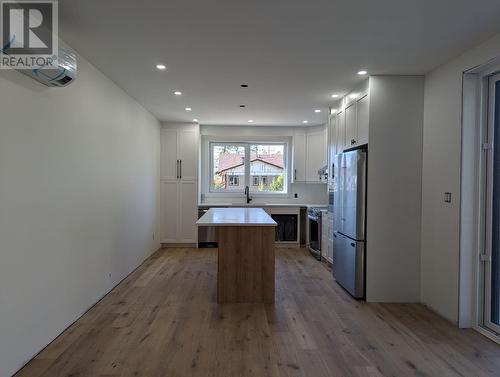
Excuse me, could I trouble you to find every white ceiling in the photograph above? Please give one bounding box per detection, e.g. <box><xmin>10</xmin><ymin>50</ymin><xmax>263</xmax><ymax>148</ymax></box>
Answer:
<box><xmin>59</xmin><ymin>0</ymin><xmax>500</xmax><ymax>126</ymax></box>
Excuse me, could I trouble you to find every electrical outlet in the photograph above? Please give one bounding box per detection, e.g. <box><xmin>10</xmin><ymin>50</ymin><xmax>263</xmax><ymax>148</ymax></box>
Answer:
<box><xmin>444</xmin><ymin>192</ymin><xmax>452</xmax><ymax>203</ymax></box>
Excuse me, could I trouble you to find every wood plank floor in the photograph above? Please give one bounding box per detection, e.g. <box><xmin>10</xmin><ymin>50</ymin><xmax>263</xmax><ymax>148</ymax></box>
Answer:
<box><xmin>15</xmin><ymin>248</ymin><xmax>500</xmax><ymax>377</ymax></box>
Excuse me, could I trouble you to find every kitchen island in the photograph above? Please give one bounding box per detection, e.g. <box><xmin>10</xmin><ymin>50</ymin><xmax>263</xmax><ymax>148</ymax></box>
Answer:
<box><xmin>196</xmin><ymin>208</ymin><xmax>277</xmax><ymax>304</ymax></box>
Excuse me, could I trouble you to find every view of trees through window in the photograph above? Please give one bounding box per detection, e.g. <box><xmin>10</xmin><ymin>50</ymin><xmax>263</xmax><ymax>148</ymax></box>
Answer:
<box><xmin>211</xmin><ymin>143</ymin><xmax>286</xmax><ymax>193</ymax></box>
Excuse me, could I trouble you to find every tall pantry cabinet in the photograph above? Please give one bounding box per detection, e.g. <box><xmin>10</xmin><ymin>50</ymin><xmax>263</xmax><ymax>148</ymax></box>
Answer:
<box><xmin>160</xmin><ymin>123</ymin><xmax>199</xmax><ymax>244</ymax></box>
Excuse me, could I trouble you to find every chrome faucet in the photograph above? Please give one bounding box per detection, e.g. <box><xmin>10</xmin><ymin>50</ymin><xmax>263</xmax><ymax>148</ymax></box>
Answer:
<box><xmin>244</xmin><ymin>186</ymin><xmax>252</xmax><ymax>204</ymax></box>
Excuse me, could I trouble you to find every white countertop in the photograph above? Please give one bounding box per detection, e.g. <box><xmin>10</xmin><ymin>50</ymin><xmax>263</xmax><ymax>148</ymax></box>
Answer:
<box><xmin>196</xmin><ymin>208</ymin><xmax>277</xmax><ymax>227</ymax></box>
<box><xmin>198</xmin><ymin>203</ymin><xmax>328</xmax><ymax>208</ymax></box>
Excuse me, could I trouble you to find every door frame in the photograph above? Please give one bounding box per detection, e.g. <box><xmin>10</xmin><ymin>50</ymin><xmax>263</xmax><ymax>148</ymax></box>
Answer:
<box><xmin>483</xmin><ymin>73</ymin><xmax>500</xmax><ymax>334</ymax></box>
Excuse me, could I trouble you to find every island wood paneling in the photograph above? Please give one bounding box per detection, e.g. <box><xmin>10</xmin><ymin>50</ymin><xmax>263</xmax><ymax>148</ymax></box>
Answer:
<box><xmin>217</xmin><ymin>226</ymin><xmax>275</xmax><ymax>304</ymax></box>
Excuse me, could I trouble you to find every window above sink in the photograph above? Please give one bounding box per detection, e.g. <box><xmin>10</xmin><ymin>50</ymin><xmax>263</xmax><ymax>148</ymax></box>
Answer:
<box><xmin>206</xmin><ymin>139</ymin><xmax>290</xmax><ymax>198</ymax></box>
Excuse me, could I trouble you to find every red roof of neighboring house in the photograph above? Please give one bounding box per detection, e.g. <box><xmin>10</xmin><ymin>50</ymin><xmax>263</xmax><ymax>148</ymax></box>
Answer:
<box><xmin>216</xmin><ymin>153</ymin><xmax>284</xmax><ymax>173</ymax></box>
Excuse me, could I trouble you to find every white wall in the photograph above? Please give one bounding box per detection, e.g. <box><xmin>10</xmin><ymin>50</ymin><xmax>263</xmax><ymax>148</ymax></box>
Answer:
<box><xmin>0</xmin><ymin>54</ymin><xmax>161</xmax><ymax>376</ymax></box>
<box><xmin>421</xmin><ymin>33</ymin><xmax>500</xmax><ymax>323</ymax></box>
<box><xmin>366</xmin><ymin>76</ymin><xmax>424</xmax><ymax>302</ymax></box>
<box><xmin>199</xmin><ymin>125</ymin><xmax>329</xmax><ymax>205</ymax></box>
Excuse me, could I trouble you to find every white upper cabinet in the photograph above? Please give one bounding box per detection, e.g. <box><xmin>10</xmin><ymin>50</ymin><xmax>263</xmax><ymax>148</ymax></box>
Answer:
<box><xmin>161</xmin><ymin>128</ymin><xmax>178</xmax><ymax>180</ymax></box>
<box><xmin>306</xmin><ymin>129</ymin><xmax>327</xmax><ymax>183</ymax></box>
<box><xmin>328</xmin><ymin>115</ymin><xmax>338</xmax><ymax>190</ymax></box>
<box><xmin>292</xmin><ymin>126</ymin><xmax>327</xmax><ymax>183</ymax></box>
<box><xmin>292</xmin><ymin>132</ymin><xmax>307</xmax><ymax>182</ymax></box>
<box><xmin>336</xmin><ymin>110</ymin><xmax>345</xmax><ymax>153</ymax></box>
<box><xmin>345</xmin><ymin>102</ymin><xmax>357</xmax><ymax>149</ymax></box>
<box><xmin>162</xmin><ymin>126</ymin><xmax>198</xmax><ymax>182</ymax></box>
<box><xmin>178</xmin><ymin>129</ymin><xmax>198</xmax><ymax>181</ymax></box>
<box><xmin>356</xmin><ymin>94</ymin><xmax>369</xmax><ymax>145</ymax></box>
<box><xmin>333</xmin><ymin>90</ymin><xmax>370</xmax><ymax>154</ymax></box>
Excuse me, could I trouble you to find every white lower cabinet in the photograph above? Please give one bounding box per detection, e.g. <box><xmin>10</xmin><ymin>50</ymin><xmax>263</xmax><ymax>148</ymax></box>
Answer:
<box><xmin>321</xmin><ymin>212</ymin><xmax>333</xmax><ymax>264</ymax></box>
<box><xmin>161</xmin><ymin>180</ymin><xmax>197</xmax><ymax>243</ymax></box>
<box><xmin>160</xmin><ymin>181</ymin><xmax>178</xmax><ymax>242</ymax></box>
<box><xmin>178</xmin><ymin>181</ymin><xmax>198</xmax><ymax>242</ymax></box>
<box><xmin>321</xmin><ymin>211</ymin><xmax>329</xmax><ymax>259</ymax></box>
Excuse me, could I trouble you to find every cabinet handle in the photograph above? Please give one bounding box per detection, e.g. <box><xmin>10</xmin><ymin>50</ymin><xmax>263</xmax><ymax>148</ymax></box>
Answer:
<box><xmin>176</xmin><ymin>160</ymin><xmax>180</xmax><ymax>179</ymax></box>
<box><xmin>179</xmin><ymin>160</ymin><xmax>182</xmax><ymax>179</ymax></box>
<box><xmin>294</xmin><ymin>169</ymin><xmax>297</xmax><ymax>181</ymax></box>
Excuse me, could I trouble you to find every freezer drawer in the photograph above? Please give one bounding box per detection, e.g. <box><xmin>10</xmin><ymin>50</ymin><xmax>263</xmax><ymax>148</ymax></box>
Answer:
<box><xmin>332</xmin><ymin>232</ymin><xmax>365</xmax><ymax>298</ymax></box>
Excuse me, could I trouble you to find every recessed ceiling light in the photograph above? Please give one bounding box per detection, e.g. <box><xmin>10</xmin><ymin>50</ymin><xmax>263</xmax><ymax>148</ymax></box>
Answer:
<box><xmin>156</xmin><ymin>64</ymin><xmax>166</xmax><ymax>70</ymax></box>
<box><xmin>331</xmin><ymin>94</ymin><xmax>339</xmax><ymax>98</ymax></box>
<box><xmin>174</xmin><ymin>91</ymin><xmax>182</xmax><ymax>96</ymax></box>
<box><xmin>357</xmin><ymin>70</ymin><xmax>368</xmax><ymax>75</ymax></box>
<box><xmin>349</xmin><ymin>93</ymin><xmax>358</xmax><ymax>99</ymax></box>
<box><xmin>314</xmin><ymin>109</ymin><xmax>321</xmax><ymax>113</ymax></box>
<box><xmin>185</xmin><ymin>107</ymin><xmax>192</xmax><ymax>111</ymax></box>
<box><xmin>331</xmin><ymin>109</ymin><xmax>338</xmax><ymax>114</ymax></box>
<box><xmin>241</xmin><ymin>84</ymin><xmax>248</xmax><ymax>88</ymax></box>
<box><xmin>193</xmin><ymin>119</ymin><xmax>198</xmax><ymax>122</ymax></box>
<box><xmin>303</xmin><ymin>120</ymin><xmax>309</xmax><ymax>124</ymax></box>
<box><xmin>248</xmin><ymin>119</ymin><xmax>254</xmax><ymax>123</ymax></box>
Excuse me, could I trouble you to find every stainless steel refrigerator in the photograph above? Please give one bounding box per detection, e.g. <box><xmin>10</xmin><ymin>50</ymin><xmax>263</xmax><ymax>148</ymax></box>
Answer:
<box><xmin>332</xmin><ymin>149</ymin><xmax>367</xmax><ymax>298</ymax></box>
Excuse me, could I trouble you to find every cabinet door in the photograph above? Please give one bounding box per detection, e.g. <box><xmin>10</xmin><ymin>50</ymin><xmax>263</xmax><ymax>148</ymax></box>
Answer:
<box><xmin>293</xmin><ymin>133</ymin><xmax>307</xmax><ymax>182</ymax></box>
<box><xmin>336</xmin><ymin>111</ymin><xmax>345</xmax><ymax>153</ymax></box>
<box><xmin>179</xmin><ymin>128</ymin><xmax>198</xmax><ymax>181</ymax></box>
<box><xmin>161</xmin><ymin>128</ymin><xmax>179</xmax><ymax>180</ymax></box>
<box><xmin>327</xmin><ymin>214</ymin><xmax>334</xmax><ymax>263</ymax></box>
<box><xmin>160</xmin><ymin>181</ymin><xmax>179</xmax><ymax>242</ymax></box>
<box><xmin>356</xmin><ymin>94</ymin><xmax>369</xmax><ymax>145</ymax></box>
<box><xmin>178</xmin><ymin>181</ymin><xmax>198</xmax><ymax>242</ymax></box>
<box><xmin>306</xmin><ymin>131</ymin><xmax>326</xmax><ymax>182</ymax></box>
<box><xmin>345</xmin><ymin>103</ymin><xmax>357</xmax><ymax>149</ymax></box>
<box><xmin>328</xmin><ymin>116</ymin><xmax>337</xmax><ymax>189</ymax></box>
<box><xmin>321</xmin><ymin>214</ymin><xmax>329</xmax><ymax>256</ymax></box>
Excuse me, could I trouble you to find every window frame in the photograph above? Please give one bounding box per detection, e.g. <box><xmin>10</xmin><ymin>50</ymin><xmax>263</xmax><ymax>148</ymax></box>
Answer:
<box><xmin>207</xmin><ymin>140</ymin><xmax>290</xmax><ymax>197</ymax></box>
<box><xmin>228</xmin><ymin>175</ymin><xmax>240</xmax><ymax>186</ymax></box>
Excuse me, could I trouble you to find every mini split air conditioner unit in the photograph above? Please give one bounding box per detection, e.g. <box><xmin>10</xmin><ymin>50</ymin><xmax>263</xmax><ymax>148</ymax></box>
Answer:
<box><xmin>19</xmin><ymin>42</ymin><xmax>77</xmax><ymax>87</ymax></box>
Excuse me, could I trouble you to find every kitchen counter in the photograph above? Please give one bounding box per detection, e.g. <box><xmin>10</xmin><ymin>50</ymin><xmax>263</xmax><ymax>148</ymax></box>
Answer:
<box><xmin>198</xmin><ymin>203</ymin><xmax>328</xmax><ymax>208</ymax></box>
<box><xmin>196</xmin><ymin>207</ymin><xmax>276</xmax><ymax>304</ymax></box>
<box><xmin>196</xmin><ymin>207</ymin><xmax>277</xmax><ymax>227</ymax></box>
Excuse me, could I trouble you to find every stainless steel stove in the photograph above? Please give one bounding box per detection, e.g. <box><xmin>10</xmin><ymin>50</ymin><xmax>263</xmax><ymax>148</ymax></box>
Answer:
<box><xmin>307</xmin><ymin>207</ymin><xmax>323</xmax><ymax>260</ymax></box>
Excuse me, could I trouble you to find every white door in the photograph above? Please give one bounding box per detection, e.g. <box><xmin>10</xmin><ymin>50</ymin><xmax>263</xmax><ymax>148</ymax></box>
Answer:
<box><xmin>345</xmin><ymin>103</ymin><xmax>357</xmax><ymax>149</ymax></box>
<box><xmin>356</xmin><ymin>94</ymin><xmax>369</xmax><ymax>145</ymax></box>
<box><xmin>306</xmin><ymin>131</ymin><xmax>326</xmax><ymax>182</ymax></box>
<box><xmin>336</xmin><ymin>110</ymin><xmax>345</xmax><ymax>153</ymax></box>
<box><xmin>484</xmin><ymin>73</ymin><xmax>500</xmax><ymax>334</ymax></box>
<box><xmin>160</xmin><ymin>181</ymin><xmax>178</xmax><ymax>242</ymax></box>
<box><xmin>293</xmin><ymin>133</ymin><xmax>307</xmax><ymax>182</ymax></box>
<box><xmin>161</xmin><ymin>128</ymin><xmax>178</xmax><ymax>180</ymax></box>
<box><xmin>179</xmin><ymin>129</ymin><xmax>198</xmax><ymax>181</ymax></box>
<box><xmin>178</xmin><ymin>181</ymin><xmax>198</xmax><ymax>242</ymax></box>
